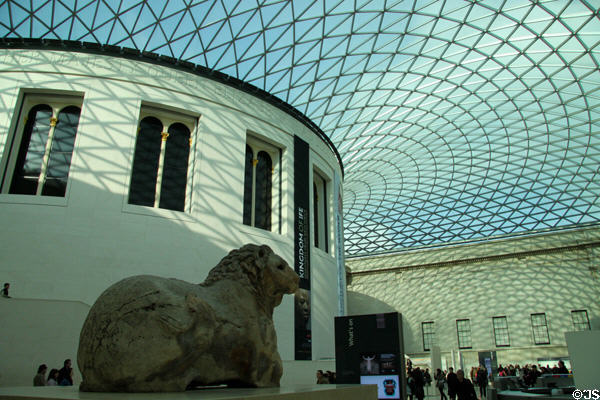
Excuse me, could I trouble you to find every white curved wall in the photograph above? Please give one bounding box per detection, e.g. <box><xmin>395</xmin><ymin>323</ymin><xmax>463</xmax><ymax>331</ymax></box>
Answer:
<box><xmin>0</xmin><ymin>49</ymin><xmax>344</xmax><ymax>385</ymax></box>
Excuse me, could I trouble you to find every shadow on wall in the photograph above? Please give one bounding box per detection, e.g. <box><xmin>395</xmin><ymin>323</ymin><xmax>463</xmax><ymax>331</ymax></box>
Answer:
<box><xmin>0</xmin><ymin>297</ymin><xmax>90</xmax><ymax>387</ymax></box>
<box><xmin>0</xmin><ymin>178</ymin><xmax>287</xmax><ymax>387</ymax></box>
<box><xmin>0</xmin><ymin>54</ymin><xmax>336</xmax><ymax>387</ymax></box>
<box><xmin>346</xmin><ymin>234</ymin><xmax>600</xmax><ymax>356</ymax></box>
<box><xmin>346</xmin><ymin>290</ymin><xmax>415</xmax><ymax>348</ymax></box>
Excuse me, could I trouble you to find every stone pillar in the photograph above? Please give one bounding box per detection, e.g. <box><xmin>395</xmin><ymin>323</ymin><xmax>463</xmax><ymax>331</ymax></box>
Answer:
<box><xmin>565</xmin><ymin>330</ymin><xmax>600</xmax><ymax>390</ymax></box>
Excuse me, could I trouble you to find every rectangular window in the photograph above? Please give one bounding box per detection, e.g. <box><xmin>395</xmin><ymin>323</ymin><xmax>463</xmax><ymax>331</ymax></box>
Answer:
<box><xmin>243</xmin><ymin>135</ymin><xmax>281</xmax><ymax>232</ymax></box>
<box><xmin>1</xmin><ymin>93</ymin><xmax>83</xmax><ymax>197</ymax></box>
<box><xmin>128</xmin><ymin>105</ymin><xmax>197</xmax><ymax>212</ymax></box>
<box><xmin>531</xmin><ymin>313</ymin><xmax>550</xmax><ymax>345</ymax></box>
<box><xmin>571</xmin><ymin>310</ymin><xmax>591</xmax><ymax>331</ymax></box>
<box><xmin>492</xmin><ymin>316</ymin><xmax>510</xmax><ymax>347</ymax></box>
<box><xmin>456</xmin><ymin>319</ymin><xmax>472</xmax><ymax>349</ymax></box>
<box><xmin>313</xmin><ymin>170</ymin><xmax>329</xmax><ymax>252</ymax></box>
<box><xmin>422</xmin><ymin>321</ymin><xmax>435</xmax><ymax>351</ymax></box>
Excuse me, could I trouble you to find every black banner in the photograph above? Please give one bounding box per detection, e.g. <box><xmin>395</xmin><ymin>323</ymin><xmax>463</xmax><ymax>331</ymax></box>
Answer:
<box><xmin>294</xmin><ymin>135</ymin><xmax>311</xmax><ymax>360</ymax></box>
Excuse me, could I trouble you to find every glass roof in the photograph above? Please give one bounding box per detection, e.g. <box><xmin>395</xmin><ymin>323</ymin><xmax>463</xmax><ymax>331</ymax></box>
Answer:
<box><xmin>1</xmin><ymin>0</ymin><xmax>599</xmax><ymax>256</ymax></box>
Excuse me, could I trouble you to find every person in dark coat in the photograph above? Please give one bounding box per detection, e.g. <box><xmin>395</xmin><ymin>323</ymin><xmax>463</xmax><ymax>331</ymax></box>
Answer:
<box><xmin>456</xmin><ymin>369</ymin><xmax>477</xmax><ymax>400</ymax></box>
<box><xmin>424</xmin><ymin>368</ymin><xmax>432</xmax><ymax>395</ymax></box>
<box><xmin>435</xmin><ymin>368</ymin><xmax>448</xmax><ymax>400</ymax></box>
<box><xmin>407</xmin><ymin>369</ymin><xmax>415</xmax><ymax>400</ymax></box>
<box><xmin>2</xmin><ymin>282</ymin><xmax>10</xmax><ymax>298</ymax></box>
<box><xmin>412</xmin><ymin>367</ymin><xmax>426</xmax><ymax>400</ymax></box>
<box><xmin>476</xmin><ymin>365</ymin><xmax>488</xmax><ymax>398</ymax></box>
<box><xmin>447</xmin><ymin>367</ymin><xmax>459</xmax><ymax>400</ymax></box>
<box><xmin>553</xmin><ymin>361</ymin><xmax>569</xmax><ymax>374</ymax></box>
<box><xmin>57</xmin><ymin>359</ymin><xmax>73</xmax><ymax>386</ymax></box>
<box><xmin>525</xmin><ymin>365</ymin><xmax>541</xmax><ymax>387</ymax></box>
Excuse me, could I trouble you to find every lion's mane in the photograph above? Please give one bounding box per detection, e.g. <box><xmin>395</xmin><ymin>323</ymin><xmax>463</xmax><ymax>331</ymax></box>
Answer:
<box><xmin>202</xmin><ymin>243</ymin><xmax>270</xmax><ymax>291</ymax></box>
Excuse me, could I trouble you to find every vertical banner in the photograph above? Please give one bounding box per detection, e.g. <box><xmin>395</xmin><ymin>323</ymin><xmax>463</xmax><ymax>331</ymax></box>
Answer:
<box><xmin>294</xmin><ymin>135</ymin><xmax>311</xmax><ymax>360</ymax></box>
<box><xmin>333</xmin><ymin>170</ymin><xmax>346</xmax><ymax>316</ymax></box>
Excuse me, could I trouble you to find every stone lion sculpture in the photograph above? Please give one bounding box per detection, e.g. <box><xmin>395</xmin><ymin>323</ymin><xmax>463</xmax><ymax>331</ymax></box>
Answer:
<box><xmin>77</xmin><ymin>244</ymin><xmax>299</xmax><ymax>392</ymax></box>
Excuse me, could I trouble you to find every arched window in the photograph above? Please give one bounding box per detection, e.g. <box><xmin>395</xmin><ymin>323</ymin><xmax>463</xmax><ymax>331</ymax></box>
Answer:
<box><xmin>243</xmin><ymin>145</ymin><xmax>254</xmax><ymax>226</ymax></box>
<box><xmin>3</xmin><ymin>95</ymin><xmax>82</xmax><ymax>197</ymax></box>
<box><xmin>128</xmin><ymin>116</ymin><xmax>162</xmax><ymax>207</ymax></box>
<box><xmin>128</xmin><ymin>106</ymin><xmax>196</xmax><ymax>212</ymax></box>
<box><xmin>10</xmin><ymin>104</ymin><xmax>53</xmax><ymax>195</ymax></box>
<box><xmin>243</xmin><ymin>137</ymin><xmax>280</xmax><ymax>232</ymax></box>
<box><xmin>313</xmin><ymin>182</ymin><xmax>319</xmax><ymax>247</ymax></box>
<box><xmin>42</xmin><ymin>106</ymin><xmax>80</xmax><ymax>196</ymax></box>
<box><xmin>313</xmin><ymin>170</ymin><xmax>329</xmax><ymax>252</ymax></box>
<box><xmin>159</xmin><ymin>123</ymin><xmax>191</xmax><ymax>211</ymax></box>
<box><xmin>254</xmin><ymin>151</ymin><xmax>272</xmax><ymax>230</ymax></box>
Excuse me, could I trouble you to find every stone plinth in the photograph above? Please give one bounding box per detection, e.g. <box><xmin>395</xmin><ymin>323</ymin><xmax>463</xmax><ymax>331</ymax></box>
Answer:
<box><xmin>0</xmin><ymin>384</ymin><xmax>377</xmax><ymax>400</ymax></box>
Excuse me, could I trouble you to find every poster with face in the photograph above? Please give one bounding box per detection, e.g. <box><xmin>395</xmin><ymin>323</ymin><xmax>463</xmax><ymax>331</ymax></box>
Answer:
<box><xmin>295</xmin><ymin>288</ymin><xmax>311</xmax><ymax>330</ymax></box>
<box><xmin>294</xmin><ymin>288</ymin><xmax>311</xmax><ymax>360</ymax></box>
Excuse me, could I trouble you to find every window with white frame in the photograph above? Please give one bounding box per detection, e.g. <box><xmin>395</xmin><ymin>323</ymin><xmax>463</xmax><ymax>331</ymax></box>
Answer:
<box><xmin>422</xmin><ymin>321</ymin><xmax>435</xmax><ymax>351</ymax></box>
<box><xmin>456</xmin><ymin>319</ymin><xmax>472</xmax><ymax>349</ymax></box>
<box><xmin>128</xmin><ymin>105</ymin><xmax>197</xmax><ymax>212</ymax></box>
<box><xmin>1</xmin><ymin>93</ymin><xmax>82</xmax><ymax>197</ymax></box>
<box><xmin>313</xmin><ymin>169</ymin><xmax>329</xmax><ymax>252</ymax></box>
<box><xmin>531</xmin><ymin>313</ymin><xmax>550</xmax><ymax>345</ymax></box>
<box><xmin>571</xmin><ymin>310</ymin><xmax>591</xmax><ymax>331</ymax></box>
<box><xmin>243</xmin><ymin>135</ymin><xmax>281</xmax><ymax>232</ymax></box>
<box><xmin>492</xmin><ymin>316</ymin><xmax>510</xmax><ymax>347</ymax></box>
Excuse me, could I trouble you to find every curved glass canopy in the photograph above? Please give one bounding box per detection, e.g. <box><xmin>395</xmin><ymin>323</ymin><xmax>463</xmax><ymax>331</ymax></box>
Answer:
<box><xmin>1</xmin><ymin>0</ymin><xmax>599</xmax><ymax>256</ymax></box>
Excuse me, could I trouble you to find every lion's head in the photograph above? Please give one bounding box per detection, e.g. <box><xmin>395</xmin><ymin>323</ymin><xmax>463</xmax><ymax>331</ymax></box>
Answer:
<box><xmin>203</xmin><ymin>244</ymin><xmax>299</xmax><ymax>312</ymax></box>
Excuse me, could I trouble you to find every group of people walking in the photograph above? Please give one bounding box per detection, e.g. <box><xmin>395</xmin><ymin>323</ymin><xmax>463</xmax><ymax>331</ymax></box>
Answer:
<box><xmin>433</xmin><ymin>366</ymin><xmax>488</xmax><ymax>400</ymax></box>
<box><xmin>406</xmin><ymin>366</ymin><xmax>428</xmax><ymax>400</ymax></box>
<box><xmin>33</xmin><ymin>359</ymin><xmax>73</xmax><ymax>387</ymax></box>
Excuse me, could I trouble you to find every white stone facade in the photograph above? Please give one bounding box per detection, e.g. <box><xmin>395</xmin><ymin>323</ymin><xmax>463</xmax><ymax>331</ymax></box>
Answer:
<box><xmin>347</xmin><ymin>226</ymin><xmax>600</xmax><ymax>371</ymax></box>
<box><xmin>0</xmin><ymin>49</ymin><xmax>344</xmax><ymax>385</ymax></box>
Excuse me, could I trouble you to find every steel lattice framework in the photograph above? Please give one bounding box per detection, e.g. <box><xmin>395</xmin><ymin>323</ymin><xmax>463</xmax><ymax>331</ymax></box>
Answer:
<box><xmin>1</xmin><ymin>0</ymin><xmax>599</xmax><ymax>256</ymax></box>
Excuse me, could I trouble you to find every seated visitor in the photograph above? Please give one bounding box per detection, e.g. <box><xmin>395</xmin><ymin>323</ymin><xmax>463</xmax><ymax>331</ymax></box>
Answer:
<box><xmin>58</xmin><ymin>359</ymin><xmax>73</xmax><ymax>386</ymax></box>
<box><xmin>47</xmin><ymin>369</ymin><xmax>59</xmax><ymax>386</ymax></box>
<box><xmin>33</xmin><ymin>364</ymin><xmax>47</xmax><ymax>386</ymax></box>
